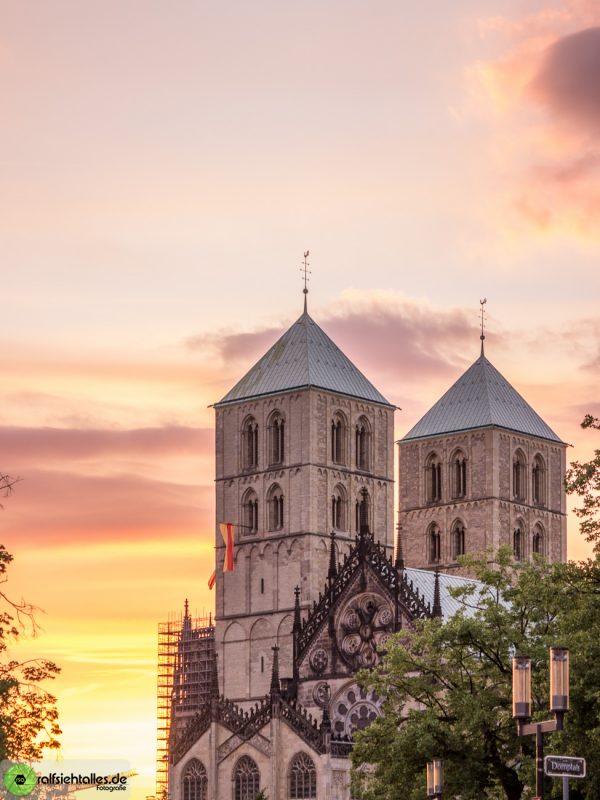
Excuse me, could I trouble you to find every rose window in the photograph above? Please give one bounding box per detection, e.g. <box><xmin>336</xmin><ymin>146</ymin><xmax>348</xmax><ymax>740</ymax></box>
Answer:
<box><xmin>336</xmin><ymin>592</ymin><xmax>394</xmax><ymax>668</ymax></box>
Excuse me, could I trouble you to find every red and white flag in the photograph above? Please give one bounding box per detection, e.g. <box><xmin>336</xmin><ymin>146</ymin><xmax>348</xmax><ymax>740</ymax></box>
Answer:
<box><xmin>219</xmin><ymin>523</ymin><xmax>236</xmax><ymax>572</ymax></box>
<box><xmin>207</xmin><ymin>570</ymin><xmax>216</xmax><ymax>590</ymax></box>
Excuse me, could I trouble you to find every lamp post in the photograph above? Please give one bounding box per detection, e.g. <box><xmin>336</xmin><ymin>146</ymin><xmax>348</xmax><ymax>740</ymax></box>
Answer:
<box><xmin>512</xmin><ymin>647</ymin><xmax>570</xmax><ymax>799</ymax></box>
<box><xmin>426</xmin><ymin>759</ymin><xmax>443</xmax><ymax>799</ymax></box>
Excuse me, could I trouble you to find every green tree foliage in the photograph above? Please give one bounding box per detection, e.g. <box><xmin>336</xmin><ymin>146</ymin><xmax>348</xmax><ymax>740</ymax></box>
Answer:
<box><xmin>566</xmin><ymin>415</ymin><xmax>600</xmax><ymax>552</ymax></box>
<box><xmin>351</xmin><ymin>550</ymin><xmax>600</xmax><ymax>800</ymax></box>
<box><xmin>0</xmin><ymin>544</ymin><xmax>61</xmax><ymax>760</ymax></box>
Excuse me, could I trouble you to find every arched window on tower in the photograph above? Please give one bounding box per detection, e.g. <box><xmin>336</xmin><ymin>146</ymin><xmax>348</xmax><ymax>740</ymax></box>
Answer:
<box><xmin>332</xmin><ymin>484</ymin><xmax>347</xmax><ymax>531</ymax></box>
<box><xmin>289</xmin><ymin>752</ymin><xmax>317</xmax><ymax>799</ymax></box>
<box><xmin>355</xmin><ymin>416</ymin><xmax>371</xmax><ymax>472</ymax></box>
<box><xmin>451</xmin><ymin>520</ymin><xmax>466</xmax><ymax>559</ymax></box>
<box><xmin>267</xmin><ymin>484</ymin><xmax>284</xmax><ymax>531</ymax></box>
<box><xmin>532</xmin><ymin>454</ymin><xmax>546</xmax><ymax>506</ymax></box>
<box><xmin>513</xmin><ymin>525</ymin><xmax>523</xmax><ymax>561</ymax></box>
<box><xmin>532</xmin><ymin>522</ymin><xmax>545</xmax><ymax>557</ymax></box>
<box><xmin>233</xmin><ymin>756</ymin><xmax>260</xmax><ymax>800</ymax></box>
<box><xmin>182</xmin><ymin>759</ymin><xmax>207</xmax><ymax>800</ymax></box>
<box><xmin>355</xmin><ymin>490</ymin><xmax>371</xmax><ymax>533</ymax></box>
<box><xmin>513</xmin><ymin>450</ymin><xmax>527</xmax><ymax>502</ymax></box>
<box><xmin>331</xmin><ymin>412</ymin><xmax>347</xmax><ymax>465</ymax></box>
<box><xmin>267</xmin><ymin>411</ymin><xmax>285</xmax><ymax>466</ymax></box>
<box><xmin>451</xmin><ymin>450</ymin><xmax>467</xmax><ymax>499</ymax></box>
<box><xmin>241</xmin><ymin>416</ymin><xmax>259</xmax><ymax>470</ymax></box>
<box><xmin>241</xmin><ymin>488</ymin><xmax>258</xmax><ymax>535</ymax></box>
<box><xmin>425</xmin><ymin>453</ymin><xmax>442</xmax><ymax>503</ymax></box>
<box><xmin>428</xmin><ymin>523</ymin><xmax>441</xmax><ymax>563</ymax></box>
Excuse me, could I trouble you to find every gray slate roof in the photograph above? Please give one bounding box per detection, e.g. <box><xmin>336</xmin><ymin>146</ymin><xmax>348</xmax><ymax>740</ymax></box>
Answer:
<box><xmin>402</xmin><ymin>353</ymin><xmax>562</xmax><ymax>443</ymax></box>
<box><xmin>405</xmin><ymin>567</ymin><xmax>482</xmax><ymax>619</ymax></box>
<box><xmin>218</xmin><ymin>312</ymin><xmax>392</xmax><ymax>406</ymax></box>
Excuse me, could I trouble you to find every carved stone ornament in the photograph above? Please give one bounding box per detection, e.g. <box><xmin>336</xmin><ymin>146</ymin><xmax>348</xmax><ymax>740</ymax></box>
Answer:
<box><xmin>336</xmin><ymin>592</ymin><xmax>394</xmax><ymax>668</ymax></box>
<box><xmin>309</xmin><ymin>647</ymin><xmax>328</xmax><ymax>674</ymax></box>
<box><xmin>313</xmin><ymin>681</ymin><xmax>330</xmax><ymax>708</ymax></box>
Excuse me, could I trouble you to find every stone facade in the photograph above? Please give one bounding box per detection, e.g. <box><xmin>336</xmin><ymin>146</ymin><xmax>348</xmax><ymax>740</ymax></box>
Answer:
<box><xmin>214</xmin><ymin>387</ymin><xmax>394</xmax><ymax>703</ymax></box>
<box><xmin>399</xmin><ymin>427</ymin><xmax>567</xmax><ymax>572</ymax></box>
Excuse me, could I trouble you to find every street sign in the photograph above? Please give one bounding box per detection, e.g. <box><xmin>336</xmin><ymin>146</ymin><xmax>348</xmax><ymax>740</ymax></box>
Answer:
<box><xmin>544</xmin><ymin>755</ymin><xmax>586</xmax><ymax>778</ymax></box>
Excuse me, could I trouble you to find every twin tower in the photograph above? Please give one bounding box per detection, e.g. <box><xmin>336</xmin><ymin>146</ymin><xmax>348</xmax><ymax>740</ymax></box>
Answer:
<box><xmin>212</xmin><ymin>308</ymin><xmax>566</xmax><ymax>703</ymax></box>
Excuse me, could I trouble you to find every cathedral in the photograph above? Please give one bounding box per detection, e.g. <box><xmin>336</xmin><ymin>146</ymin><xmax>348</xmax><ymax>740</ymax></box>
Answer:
<box><xmin>161</xmin><ymin>298</ymin><xmax>567</xmax><ymax>800</ymax></box>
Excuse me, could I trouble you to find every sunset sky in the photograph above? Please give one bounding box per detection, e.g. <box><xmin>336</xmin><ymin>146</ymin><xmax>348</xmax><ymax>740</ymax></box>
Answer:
<box><xmin>1</xmin><ymin>1</ymin><xmax>599</xmax><ymax>797</ymax></box>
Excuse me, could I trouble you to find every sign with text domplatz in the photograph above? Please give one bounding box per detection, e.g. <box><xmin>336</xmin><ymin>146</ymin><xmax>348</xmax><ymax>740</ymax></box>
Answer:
<box><xmin>544</xmin><ymin>756</ymin><xmax>586</xmax><ymax>778</ymax></box>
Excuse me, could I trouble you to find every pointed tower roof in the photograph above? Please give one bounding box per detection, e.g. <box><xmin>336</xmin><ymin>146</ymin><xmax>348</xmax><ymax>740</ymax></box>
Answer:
<box><xmin>217</xmin><ymin>311</ymin><xmax>392</xmax><ymax>407</ymax></box>
<box><xmin>402</xmin><ymin>354</ymin><xmax>562</xmax><ymax>443</ymax></box>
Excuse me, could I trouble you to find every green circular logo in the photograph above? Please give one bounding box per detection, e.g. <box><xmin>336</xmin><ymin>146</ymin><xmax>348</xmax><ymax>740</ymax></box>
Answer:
<box><xmin>3</xmin><ymin>764</ymin><xmax>37</xmax><ymax>796</ymax></box>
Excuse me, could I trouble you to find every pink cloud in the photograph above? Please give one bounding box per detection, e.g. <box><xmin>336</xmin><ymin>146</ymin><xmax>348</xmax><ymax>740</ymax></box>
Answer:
<box><xmin>185</xmin><ymin>298</ymin><xmax>485</xmax><ymax>397</ymax></box>
<box><xmin>473</xmin><ymin>7</ymin><xmax>600</xmax><ymax>239</ymax></box>
<box><xmin>0</xmin><ymin>425</ymin><xmax>213</xmax><ymax>464</ymax></box>
<box><xmin>532</xmin><ymin>26</ymin><xmax>600</xmax><ymax>132</ymax></box>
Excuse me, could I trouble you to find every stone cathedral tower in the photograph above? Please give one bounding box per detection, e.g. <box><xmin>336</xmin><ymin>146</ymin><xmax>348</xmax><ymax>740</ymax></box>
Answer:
<box><xmin>212</xmin><ymin>307</ymin><xmax>395</xmax><ymax>703</ymax></box>
<box><xmin>398</xmin><ymin>341</ymin><xmax>567</xmax><ymax>572</ymax></box>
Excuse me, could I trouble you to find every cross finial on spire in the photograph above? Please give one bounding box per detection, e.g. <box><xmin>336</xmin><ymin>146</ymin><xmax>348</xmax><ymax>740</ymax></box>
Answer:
<box><xmin>479</xmin><ymin>298</ymin><xmax>487</xmax><ymax>356</ymax></box>
<box><xmin>300</xmin><ymin>250</ymin><xmax>311</xmax><ymax>313</ymax></box>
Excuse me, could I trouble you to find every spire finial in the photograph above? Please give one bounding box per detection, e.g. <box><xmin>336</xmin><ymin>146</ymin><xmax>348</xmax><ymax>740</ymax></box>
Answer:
<box><xmin>270</xmin><ymin>646</ymin><xmax>281</xmax><ymax>696</ymax></box>
<box><xmin>328</xmin><ymin>530</ymin><xmax>338</xmax><ymax>581</ymax></box>
<box><xmin>300</xmin><ymin>250</ymin><xmax>311</xmax><ymax>313</ymax></box>
<box><xmin>479</xmin><ymin>298</ymin><xmax>487</xmax><ymax>356</ymax></box>
<box><xmin>395</xmin><ymin>522</ymin><xmax>405</xmax><ymax>573</ymax></box>
<box><xmin>432</xmin><ymin>568</ymin><xmax>442</xmax><ymax>618</ymax></box>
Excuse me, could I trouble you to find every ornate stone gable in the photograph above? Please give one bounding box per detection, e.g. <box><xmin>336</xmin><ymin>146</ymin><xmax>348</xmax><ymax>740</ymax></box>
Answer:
<box><xmin>292</xmin><ymin>512</ymin><xmax>433</xmax><ymax>690</ymax></box>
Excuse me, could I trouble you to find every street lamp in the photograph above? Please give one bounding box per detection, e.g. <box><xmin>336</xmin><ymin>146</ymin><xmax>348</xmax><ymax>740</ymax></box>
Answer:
<box><xmin>512</xmin><ymin>647</ymin><xmax>570</xmax><ymax>799</ymax></box>
<box><xmin>426</xmin><ymin>759</ymin><xmax>443</xmax><ymax>799</ymax></box>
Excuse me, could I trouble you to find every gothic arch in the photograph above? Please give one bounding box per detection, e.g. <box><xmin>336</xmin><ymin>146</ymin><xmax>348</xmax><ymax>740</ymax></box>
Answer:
<box><xmin>354</xmin><ymin>489</ymin><xmax>371</xmax><ymax>533</ymax></box>
<box><xmin>250</xmin><ymin>618</ymin><xmax>274</xmax><ymax>697</ymax></box>
<box><xmin>288</xmin><ymin>752</ymin><xmax>317</xmax><ymax>799</ymax></box>
<box><xmin>532</xmin><ymin>521</ymin><xmax>545</xmax><ymax>557</ymax></box>
<box><xmin>266</xmin><ymin>483</ymin><xmax>284</xmax><ymax>531</ymax></box>
<box><xmin>513</xmin><ymin>449</ymin><xmax>527</xmax><ymax>502</ymax></box>
<box><xmin>425</xmin><ymin>452</ymin><xmax>442</xmax><ymax>503</ymax></box>
<box><xmin>223</xmin><ymin>621</ymin><xmax>248</xmax><ymax>698</ymax></box>
<box><xmin>450</xmin><ymin>518</ymin><xmax>466</xmax><ymax>559</ymax></box>
<box><xmin>233</xmin><ymin>756</ymin><xmax>260</xmax><ymax>800</ymax></box>
<box><xmin>266</xmin><ymin>409</ymin><xmax>285</xmax><ymax>466</ymax></box>
<box><xmin>277</xmin><ymin>538</ymin><xmax>302</xmax><ymax>607</ymax></box>
<box><xmin>277</xmin><ymin>614</ymin><xmax>293</xmax><ymax>683</ymax></box>
<box><xmin>532</xmin><ymin>453</ymin><xmax>547</xmax><ymax>506</ymax></box>
<box><xmin>241</xmin><ymin>415</ymin><xmax>259</xmax><ymax>471</ymax></box>
<box><xmin>331</xmin><ymin>410</ymin><xmax>348</xmax><ymax>465</ymax></box>
<box><xmin>331</xmin><ymin>483</ymin><xmax>347</xmax><ymax>531</ymax></box>
<box><xmin>427</xmin><ymin>521</ymin><xmax>441</xmax><ymax>563</ymax></box>
<box><xmin>449</xmin><ymin>448</ymin><xmax>467</xmax><ymax>499</ymax></box>
<box><xmin>355</xmin><ymin>415</ymin><xmax>372</xmax><ymax>472</ymax></box>
<box><xmin>181</xmin><ymin>758</ymin><xmax>207</xmax><ymax>800</ymax></box>
<box><xmin>240</xmin><ymin>487</ymin><xmax>259</xmax><ymax>536</ymax></box>
<box><xmin>251</xmin><ymin>543</ymin><xmax>273</xmax><ymax>613</ymax></box>
<box><xmin>513</xmin><ymin>517</ymin><xmax>526</xmax><ymax>561</ymax></box>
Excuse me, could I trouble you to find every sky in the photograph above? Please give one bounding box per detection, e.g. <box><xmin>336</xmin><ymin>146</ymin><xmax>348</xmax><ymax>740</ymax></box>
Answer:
<box><xmin>1</xmin><ymin>0</ymin><xmax>599</xmax><ymax>797</ymax></box>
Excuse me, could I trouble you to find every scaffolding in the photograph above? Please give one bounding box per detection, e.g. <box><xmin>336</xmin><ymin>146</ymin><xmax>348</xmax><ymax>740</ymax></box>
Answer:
<box><xmin>156</xmin><ymin>603</ymin><xmax>214</xmax><ymax>799</ymax></box>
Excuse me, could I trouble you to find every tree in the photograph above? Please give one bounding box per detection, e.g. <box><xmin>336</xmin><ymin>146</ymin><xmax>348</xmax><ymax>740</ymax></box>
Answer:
<box><xmin>350</xmin><ymin>550</ymin><xmax>600</xmax><ymax>800</ymax></box>
<box><xmin>565</xmin><ymin>415</ymin><xmax>600</xmax><ymax>552</ymax></box>
<box><xmin>0</xmin><ymin>536</ymin><xmax>61</xmax><ymax>759</ymax></box>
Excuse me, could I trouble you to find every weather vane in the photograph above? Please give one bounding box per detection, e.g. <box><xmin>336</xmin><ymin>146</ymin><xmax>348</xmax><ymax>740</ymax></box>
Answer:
<box><xmin>479</xmin><ymin>298</ymin><xmax>487</xmax><ymax>355</ymax></box>
<box><xmin>300</xmin><ymin>250</ymin><xmax>311</xmax><ymax>312</ymax></box>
